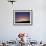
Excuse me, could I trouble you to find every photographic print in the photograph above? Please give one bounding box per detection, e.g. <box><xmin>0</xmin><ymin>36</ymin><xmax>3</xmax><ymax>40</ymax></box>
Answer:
<box><xmin>13</xmin><ymin>10</ymin><xmax>32</xmax><ymax>25</ymax></box>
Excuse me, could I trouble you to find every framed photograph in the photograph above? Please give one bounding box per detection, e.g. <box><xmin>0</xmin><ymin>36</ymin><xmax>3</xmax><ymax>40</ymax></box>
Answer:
<box><xmin>13</xmin><ymin>10</ymin><xmax>33</xmax><ymax>26</ymax></box>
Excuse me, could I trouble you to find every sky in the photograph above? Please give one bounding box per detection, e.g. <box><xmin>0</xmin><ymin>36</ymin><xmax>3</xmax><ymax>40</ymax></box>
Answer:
<box><xmin>15</xmin><ymin>12</ymin><xmax>30</xmax><ymax>22</ymax></box>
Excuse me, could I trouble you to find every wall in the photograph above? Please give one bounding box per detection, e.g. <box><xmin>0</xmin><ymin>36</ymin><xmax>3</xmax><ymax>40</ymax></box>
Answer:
<box><xmin>0</xmin><ymin>0</ymin><xmax>46</xmax><ymax>42</ymax></box>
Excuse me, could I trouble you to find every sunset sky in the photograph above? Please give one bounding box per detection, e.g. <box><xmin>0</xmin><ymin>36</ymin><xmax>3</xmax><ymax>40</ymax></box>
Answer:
<box><xmin>15</xmin><ymin>12</ymin><xmax>30</xmax><ymax>22</ymax></box>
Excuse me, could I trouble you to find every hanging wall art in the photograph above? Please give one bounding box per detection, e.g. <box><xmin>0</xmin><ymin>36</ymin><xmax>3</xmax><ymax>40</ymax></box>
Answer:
<box><xmin>13</xmin><ymin>10</ymin><xmax>33</xmax><ymax>26</ymax></box>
